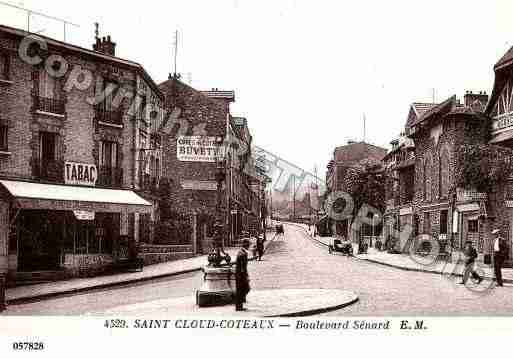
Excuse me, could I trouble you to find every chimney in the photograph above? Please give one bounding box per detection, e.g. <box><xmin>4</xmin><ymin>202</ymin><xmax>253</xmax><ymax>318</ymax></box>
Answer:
<box><xmin>464</xmin><ymin>90</ymin><xmax>488</xmax><ymax>111</ymax></box>
<box><xmin>93</xmin><ymin>35</ymin><xmax>116</xmax><ymax>57</ymax></box>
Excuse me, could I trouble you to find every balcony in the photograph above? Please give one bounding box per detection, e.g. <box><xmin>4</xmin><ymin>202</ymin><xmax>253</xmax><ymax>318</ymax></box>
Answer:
<box><xmin>33</xmin><ymin>159</ymin><xmax>64</xmax><ymax>182</ymax></box>
<box><xmin>97</xmin><ymin>166</ymin><xmax>123</xmax><ymax>188</ymax></box>
<box><xmin>35</xmin><ymin>96</ymin><xmax>65</xmax><ymax>115</ymax></box>
<box><xmin>456</xmin><ymin>188</ymin><xmax>487</xmax><ymax>202</ymax></box>
<box><xmin>95</xmin><ymin>106</ymin><xmax>123</xmax><ymax>127</ymax></box>
<box><xmin>140</xmin><ymin>174</ymin><xmax>158</xmax><ymax>193</ymax></box>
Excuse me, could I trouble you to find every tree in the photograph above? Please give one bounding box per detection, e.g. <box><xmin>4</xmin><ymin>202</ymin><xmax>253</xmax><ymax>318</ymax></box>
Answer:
<box><xmin>343</xmin><ymin>164</ymin><xmax>386</xmax><ymax>226</ymax></box>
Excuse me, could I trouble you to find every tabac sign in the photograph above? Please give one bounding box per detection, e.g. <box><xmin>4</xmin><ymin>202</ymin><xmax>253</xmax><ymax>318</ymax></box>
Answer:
<box><xmin>177</xmin><ymin>136</ymin><xmax>224</xmax><ymax>162</ymax></box>
<box><xmin>64</xmin><ymin>162</ymin><xmax>98</xmax><ymax>186</ymax></box>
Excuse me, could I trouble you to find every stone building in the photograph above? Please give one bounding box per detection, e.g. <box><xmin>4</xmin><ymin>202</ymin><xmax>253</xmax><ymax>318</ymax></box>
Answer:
<box><xmin>382</xmin><ymin>103</ymin><xmax>435</xmax><ymax>251</ymax></box>
<box><xmin>403</xmin><ymin>93</ymin><xmax>489</xmax><ymax>256</ymax></box>
<box><xmin>0</xmin><ymin>24</ymin><xmax>164</xmax><ymax>288</ymax></box>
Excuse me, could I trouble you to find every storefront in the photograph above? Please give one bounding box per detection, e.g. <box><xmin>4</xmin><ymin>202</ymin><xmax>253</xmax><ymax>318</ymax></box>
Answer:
<box><xmin>0</xmin><ymin>180</ymin><xmax>152</xmax><ymax>282</ymax></box>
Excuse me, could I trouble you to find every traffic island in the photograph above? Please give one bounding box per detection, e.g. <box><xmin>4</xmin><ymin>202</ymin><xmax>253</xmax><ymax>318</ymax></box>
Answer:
<box><xmin>95</xmin><ymin>289</ymin><xmax>359</xmax><ymax>317</ymax></box>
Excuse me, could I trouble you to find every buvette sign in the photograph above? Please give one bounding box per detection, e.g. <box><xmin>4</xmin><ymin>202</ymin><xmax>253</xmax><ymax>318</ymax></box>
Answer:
<box><xmin>64</xmin><ymin>162</ymin><xmax>97</xmax><ymax>186</ymax></box>
<box><xmin>177</xmin><ymin>136</ymin><xmax>223</xmax><ymax>162</ymax></box>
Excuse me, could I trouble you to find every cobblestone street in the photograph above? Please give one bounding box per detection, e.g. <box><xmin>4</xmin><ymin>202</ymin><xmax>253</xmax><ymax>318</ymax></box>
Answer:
<box><xmin>5</xmin><ymin>223</ymin><xmax>513</xmax><ymax>316</ymax></box>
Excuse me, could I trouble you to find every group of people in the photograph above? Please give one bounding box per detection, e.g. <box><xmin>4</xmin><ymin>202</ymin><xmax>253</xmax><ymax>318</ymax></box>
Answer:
<box><xmin>460</xmin><ymin>228</ymin><xmax>508</xmax><ymax>287</ymax></box>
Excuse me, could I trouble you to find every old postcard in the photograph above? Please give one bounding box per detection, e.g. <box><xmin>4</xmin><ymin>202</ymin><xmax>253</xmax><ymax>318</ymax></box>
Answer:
<box><xmin>0</xmin><ymin>0</ymin><xmax>512</xmax><ymax>357</ymax></box>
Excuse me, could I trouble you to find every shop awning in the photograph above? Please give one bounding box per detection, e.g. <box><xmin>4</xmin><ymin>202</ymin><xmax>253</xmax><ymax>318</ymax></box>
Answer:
<box><xmin>456</xmin><ymin>203</ymin><xmax>480</xmax><ymax>212</ymax></box>
<box><xmin>0</xmin><ymin>180</ymin><xmax>152</xmax><ymax>213</ymax></box>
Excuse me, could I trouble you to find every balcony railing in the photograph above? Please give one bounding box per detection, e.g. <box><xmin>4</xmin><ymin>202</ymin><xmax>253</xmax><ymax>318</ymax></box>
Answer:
<box><xmin>33</xmin><ymin>159</ymin><xmax>64</xmax><ymax>182</ymax></box>
<box><xmin>97</xmin><ymin>166</ymin><xmax>123</xmax><ymax>187</ymax></box>
<box><xmin>140</xmin><ymin>174</ymin><xmax>158</xmax><ymax>192</ymax></box>
<box><xmin>95</xmin><ymin>106</ymin><xmax>123</xmax><ymax>127</ymax></box>
<box><xmin>456</xmin><ymin>188</ymin><xmax>487</xmax><ymax>202</ymax></box>
<box><xmin>35</xmin><ymin>96</ymin><xmax>65</xmax><ymax>115</ymax></box>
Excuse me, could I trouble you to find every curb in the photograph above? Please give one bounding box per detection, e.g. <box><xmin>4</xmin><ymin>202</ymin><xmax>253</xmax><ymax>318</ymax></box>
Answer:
<box><xmin>265</xmin><ymin>295</ymin><xmax>359</xmax><ymax>318</ymax></box>
<box><xmin>7</xmin><ymin>233</ymin><xmax>278</xmax><ymax>306</ymax></box>
<box><xmin>285</xmin><ymin>222</ymin><xmax>513</xmax><ymax>285</ymax></box>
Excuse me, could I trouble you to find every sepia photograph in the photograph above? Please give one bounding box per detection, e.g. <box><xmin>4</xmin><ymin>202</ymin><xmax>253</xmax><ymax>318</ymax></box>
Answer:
<box><xmin>0</xmin><ymin>0</ymin><xmax>513</xmax><ymax>357</ymax></box>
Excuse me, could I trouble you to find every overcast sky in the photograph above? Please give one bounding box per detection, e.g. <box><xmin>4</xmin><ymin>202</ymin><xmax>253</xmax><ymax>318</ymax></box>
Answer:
<box><xmin>1</xmin><ymin>0</ymin><xmax>512</xmax><ymax>178</ymax></box>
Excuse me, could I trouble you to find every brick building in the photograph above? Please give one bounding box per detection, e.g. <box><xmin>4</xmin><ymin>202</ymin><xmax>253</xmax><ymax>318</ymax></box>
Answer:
<box><xmin>0</xmin><ymin>24</ymin><xmax>163</xmax><ymax>287</ymax></box>
<box><xmin>157</xmin><ymin>78</ymin><xmax>265</xmax><ymax>251</ymax></box>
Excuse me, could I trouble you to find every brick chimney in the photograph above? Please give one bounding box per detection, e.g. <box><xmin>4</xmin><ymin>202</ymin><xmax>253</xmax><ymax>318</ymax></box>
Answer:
<box><xmin>464</xmin><ymin>90</ymin><xmax>488</xmax><ymax>111</ymax></box>
<box><xmin>93</xmin><ymin>35</ymin><xmax>116</xmax><ymax>57</ymax></box>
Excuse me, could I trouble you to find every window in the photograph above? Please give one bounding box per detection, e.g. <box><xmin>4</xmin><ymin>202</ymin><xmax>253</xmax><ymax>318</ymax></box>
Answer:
<box><xmin>468</xmin><ymin>219</ymin><xmax>479</xmax><ymax>233</ymax></box>
<box><xmin>100</xmin><ymin>141</ymin><xmax>119</xmax><ymax>168</ymax></box>
<box><xmin>0</xmin><ymin>53</ymin><xmax>9</xmax><ymax>80</ymax></box>
<box><xmin>439</xmin><ymin>148</ymin><xmax>450</xmax><ymax>198</ymax></box>
<box><xmin>440</xmin><ymin>210</ymin><xmax>448</xmax><ymax>235</ymax></box>
<box><xmin>99</xmin><ymin>78</ymin><xmax>118</xmax><ymax>111</ymax></box>
<box><xmin>39</xmin><ymin>69</ymin><xmax>61</xmax><ymax>99</ymax></box>
<box><xmin>40</xmin><ymin>132</ymin><xmax>57</xmax><ymax>162</ymax></box>
<box><xmin>0</xmin><ymin>125</ymin><xmax>8</xmax><ymax>151</ymax></box>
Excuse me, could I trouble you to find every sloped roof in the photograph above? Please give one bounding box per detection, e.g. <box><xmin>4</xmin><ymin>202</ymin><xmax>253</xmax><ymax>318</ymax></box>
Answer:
<box><xmin>410</xmin><ymin>95</ymin><xmax>456</xmax><ymax>127</ymax></box>
<box><xmin>333</xmin><ymin>141</ymin><xmax>387</xmax><ymax>166</ymax></box>
<box><xmin>495</xmin><ymin>45</ymin><xmax>513</xmax><ymax>70</ymax></box>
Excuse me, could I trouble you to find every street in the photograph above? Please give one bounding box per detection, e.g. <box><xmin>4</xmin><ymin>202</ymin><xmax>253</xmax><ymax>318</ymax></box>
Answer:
<box><xmin>4</xmin><ymin>224</ymin><xmax>513</xmax><ymax>316</ymax></box>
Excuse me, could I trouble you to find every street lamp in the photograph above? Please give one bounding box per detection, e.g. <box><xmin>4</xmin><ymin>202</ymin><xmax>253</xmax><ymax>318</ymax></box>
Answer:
<box><xmin>196</xmin><ymin>135</ymin><xmax>233</xmax><ymax>307</ymax></box>
<box><xmin>207</xmin><ymin>136</ymin><xmax>231</xmax><ymax>266</ymax></box>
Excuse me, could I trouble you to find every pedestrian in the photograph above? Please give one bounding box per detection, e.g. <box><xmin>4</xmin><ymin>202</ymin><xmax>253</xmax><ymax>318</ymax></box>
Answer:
<box><xmin>492</xmin><ymin>229</ymin><xmax>508</xmax><ymax>287</ymax></box>
<box><xmin>256</xmin><ymin>235</ymin><xmax>264</xmax><ymax>261</ymax></box>
<box><xmin>235</xmin><ymin>238</ymin><xmax>251</xmax><ymax>311</ymax></box>
<box><xmin>459</xmin><ymin>241</ymin><xmax>482</xmax><ymax>285</ymax></box>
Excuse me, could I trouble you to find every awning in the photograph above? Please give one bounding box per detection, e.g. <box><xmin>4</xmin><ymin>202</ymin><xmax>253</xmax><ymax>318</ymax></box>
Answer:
<box><xmin>490</xmin><ymin>129</ymin><xmax>513</xmax><ymax>144</ymax></box>
<box><xmin>456</xmin><ymin>203</ymin><xmax>479</xmax><ymax>212</ymax></box>
<box><xmin>0</xmin><ymin>180</ymin><xmax>152</xmax><ymax>213</ymax></box>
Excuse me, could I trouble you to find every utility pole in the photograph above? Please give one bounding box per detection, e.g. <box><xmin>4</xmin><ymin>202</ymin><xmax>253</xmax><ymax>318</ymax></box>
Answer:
<box><xmin>292</xmin><ymin>176</ymin><xmax>296</xmax><ymax>221</ymax></box>
<box><xmin>173</xmin><ymin>30</ymin><xmax>179</xmax><ymax>77</ymax></box>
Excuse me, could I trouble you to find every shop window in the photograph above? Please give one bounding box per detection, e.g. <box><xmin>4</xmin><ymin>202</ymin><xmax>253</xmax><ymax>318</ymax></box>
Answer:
<box><xmin>468</xmin><ymin>219</ymin><xmax>479</xmax><ymax>233</ymax></box>
<box><xmin>440</xmin><ymin>210</ymin><xmax>448</xmax><ymax>235</ymax></box>
<box><xmin>0</xmin><ymin>125</ymin><xmax>8</xmax><ymax>151</ymax></box>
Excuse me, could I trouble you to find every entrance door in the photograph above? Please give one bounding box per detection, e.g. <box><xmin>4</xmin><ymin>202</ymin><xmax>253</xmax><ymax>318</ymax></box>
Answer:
<box><xmin>17</xmin><ymin>210</ymin><xmax>63</xmax><ymax>271</ymax></box>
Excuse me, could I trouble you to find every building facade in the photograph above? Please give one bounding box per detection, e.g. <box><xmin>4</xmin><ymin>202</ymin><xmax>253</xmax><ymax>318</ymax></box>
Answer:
<box><xmin>0</xmin><ymin>24</ymin><xmax>162</xmax><ymax>285</ymax></box>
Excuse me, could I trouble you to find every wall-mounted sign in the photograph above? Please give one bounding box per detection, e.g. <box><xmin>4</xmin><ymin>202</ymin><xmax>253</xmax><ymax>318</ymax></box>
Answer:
<box><xmin>65</xmin><ymin>162</ymin><xmax>97</xmax><ymax>186</ymax></box>
<box><xmin>73</xmin><ymin>210</ymin><xmax>95</xmax><ymax>220</ymax></box>
<box><xmin>505</xmin><ymin>200</ymin><xmax>513</xmax><ymax>208</ymax></box>
<box><xmin>181</xmin><ymin>180</ymin><xmax>217</xmax><ymax>191</ymax></box>
<box><xmin>177</xmin><ymin>136</ymin><xmax>223</xmax><ymax>162</ymax></box>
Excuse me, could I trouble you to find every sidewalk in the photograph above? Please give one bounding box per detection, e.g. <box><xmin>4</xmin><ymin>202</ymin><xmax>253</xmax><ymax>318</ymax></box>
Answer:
<box><xmin>287</xmin><ymin>221</ymin><xmax>513</xmax><ymax>284</ymax></box>
<box><xmin>6</xmin><ymin>234</ymin><xmax>276</xmax><ymax>305</ymax></box>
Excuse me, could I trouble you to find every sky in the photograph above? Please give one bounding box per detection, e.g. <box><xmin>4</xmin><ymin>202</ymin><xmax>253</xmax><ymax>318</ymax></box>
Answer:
<box><xmin>1</xmin><ymin>0</ymin><xmax>513</xmax><ymax>179</ymax></box>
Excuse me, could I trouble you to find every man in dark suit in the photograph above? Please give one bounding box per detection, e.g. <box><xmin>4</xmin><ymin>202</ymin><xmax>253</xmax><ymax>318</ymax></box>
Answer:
<box><xmin>235</xmin><ymin>238</ymin><xmax>250</xmax><ymax>311</ymax></box>
<box><xmin>492</xmin><ymin>229</ymin><xmax>508</xmax><ymax>287</ymax></box>
<box><xmin>459</xmin><ymin>241</ymin><xmax>482</xmax><ymax>285</ymax></box>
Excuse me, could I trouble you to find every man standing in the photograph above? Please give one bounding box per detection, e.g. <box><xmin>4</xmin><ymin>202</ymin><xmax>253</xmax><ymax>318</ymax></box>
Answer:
<box><xmin>256</xmin><ymin>235</ymin><xmax>264</xmax><ymax>261</ymax></box>
<box><xmin>492</xmin><ymin>229</ymin><xmax>508</xmax><ymax>287</ymax></box>
<box><xmin>235</xmin><ymin>238</ymin><xmax>250</xmax><ymax>311</ymax></box>
<box><xmin>459</xmin><ymin>241</ymin><xmax>482</xmax><ymax>285</ymax></box>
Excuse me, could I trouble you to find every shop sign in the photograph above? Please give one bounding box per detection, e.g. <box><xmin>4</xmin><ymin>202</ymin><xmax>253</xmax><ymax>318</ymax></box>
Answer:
<box><xmin>73</xmin><ymin>210</ymin><xmax>95</xmax><ymax>220</ymax></box>
<box><xmin>177</xmin><ymin>136</ymin><xmax>224</xmax><ymax>162</ymax></box>
<box><xmin>65</xmin><ymin>162</ymin><xmax>97</xmax><ymax>186</ymax></box>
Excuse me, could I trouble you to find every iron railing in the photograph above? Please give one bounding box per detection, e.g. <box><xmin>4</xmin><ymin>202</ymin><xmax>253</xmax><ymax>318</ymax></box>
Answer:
<box><xmin>35</xmin><ymin>96</ymin><xmax>65</xmax><ymax>115</ymax></box>
<box><xmin>33</xmin><ymin>159</ymin><xmax>64</xmax><ymax>182</ymax></box>
<box><xmin>97</xmin><ymin>166</ymin><xmax>123</xmax><ymax>187</ymax></box>
<box><xmin>95</xmin><ymin>106</ymin><xmax>123</xmax><ymax>126</ymax></box>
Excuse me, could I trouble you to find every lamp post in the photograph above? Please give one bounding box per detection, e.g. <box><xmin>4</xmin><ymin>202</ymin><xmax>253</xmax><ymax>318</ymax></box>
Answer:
<box><xmin>196</xmin><ymin>136</ymin><xmax>234</xmax><ymax>307</ymax></box>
